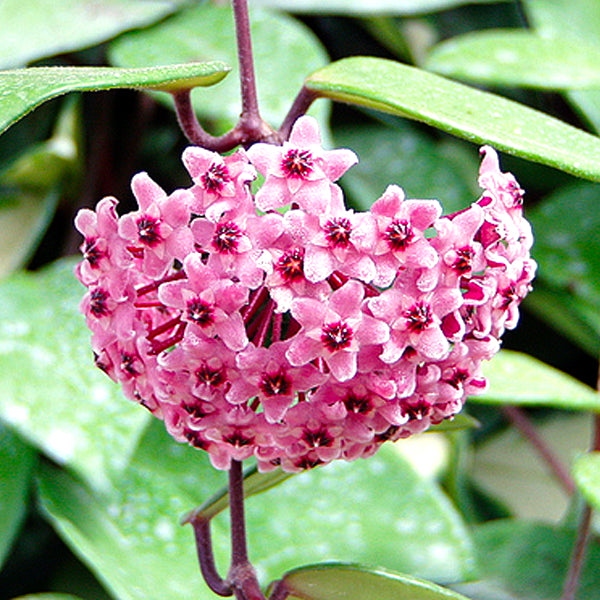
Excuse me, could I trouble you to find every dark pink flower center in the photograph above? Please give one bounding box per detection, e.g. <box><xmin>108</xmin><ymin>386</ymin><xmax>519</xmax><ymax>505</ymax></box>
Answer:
<box><xmin>213</xmin><ymin>221</ymin><xmax>241</xmax><ymax>253</ymax></box>
<box><xmin>404</xmin><ymin>302</ymin><xmax>433</xmax><ymax>332</ymax></box>
<box><xmin>452</xmin><ymin>246</ymin><xmax>475</xmax><ymax>274</ymax></box>
<box><xmin>303</xmin><ymin>427</ymin><xmax>334</xmax><ymax>448</ymax></box>
<box><xmin>259</xmin><ymin>369</ymin><xmax>292</xmax><ymax>396</ymax></box>
<box><xmin>223</xmin><ymin>430</ymin><xmax>254</xmax><ymax>448</ymax></box>
<box><xmin>324</xmin><ymin>217</ymin><xmax>352</xmax><ymax>248</ymax></box>
<box><xmin>83</xmin><ymin>237</ymin><xmax>105</xmax><ymax>267</ymax></box>
<box><xmin>403</xmin><ymin>398</ymin><xmax>431</xmax><ymax>421</ymax></box>
<box><xmin>195</xmin><ymin>363</ymin><xmax>225</xmax><ymax>387</ymax></box>
<box><xmin>344</xmin><ymin>392</ymin><xmax>372</xmax><ymax>414</ymax></box>
<box><xmin>276</xmin><ymin>248</ymin><xmax>304</xmax><ymax>282</ymax></box>
<box><xmin>321</xmin><ymin>320</ymin><xmax>353</xmax><ymax>352</ymax></box>
<box><xmin>186</xmin><ymin>299</ymin><xmax>214</xmax><ymax>326</ymax></box>
<box><xmin>499</xmin><ymin>284</ymin><xmax>518</xmax><ymax>309</ymax></box>
<box><xmin>120</xmin><ymin>352</ymin><xmax>140</xmax><ymax>377</ymax></box>
<box><xmin>136</xmin><ymin>216</ymin><xmax>162</xmax><ymax>246</ymax></box>
<box><xmin>184</xmin><ymin>402</ymin><xmax>210</xmax><ymax>419</ymax></box>
<box><xmin>281</xmin><ymin>148</ymin><xmax>314</xmax><ymax>178</ymax></box>
<box><xmin>445</xmin><ymin>368</ymin><xmax>469</xmax><ymax>389</ymax></box>
<box><xmin>89</xmin><ymin>288</ymin><xmax>110</xmax><ymax>317</ymax></box>
<box><xmin>201</xmin><ymin>162</ymin><xmax>231</xmax><ymax>192</ymax></box>
<box><xmin>385</xmin><ymin>219</ymin><xmax>414</xmax><ymax>250</ymax></box>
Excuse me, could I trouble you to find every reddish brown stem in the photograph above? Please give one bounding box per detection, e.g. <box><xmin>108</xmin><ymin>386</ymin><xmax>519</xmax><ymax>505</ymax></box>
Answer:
<box><xmin>501</xmin><ymin>405</ymin><xmax>576</xmax><ymax>495</ymax></box>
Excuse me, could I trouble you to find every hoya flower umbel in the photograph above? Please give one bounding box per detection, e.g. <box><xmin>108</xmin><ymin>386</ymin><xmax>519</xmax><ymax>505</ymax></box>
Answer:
<box><xmin>75</xmin><ymin>115</ymin><xmax>535</xmax><ymax>473</ymax></box>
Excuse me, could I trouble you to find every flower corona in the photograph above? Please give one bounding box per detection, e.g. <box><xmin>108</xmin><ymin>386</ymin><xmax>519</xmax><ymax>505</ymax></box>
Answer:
<box><xmin>75</xmin><ymin>116</ymin><xmax>535</xmax><ymax>472</ymax></box>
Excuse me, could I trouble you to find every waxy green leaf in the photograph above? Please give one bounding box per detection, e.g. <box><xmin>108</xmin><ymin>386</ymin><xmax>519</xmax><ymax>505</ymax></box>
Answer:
<box><xmin>0</xmin><ymin>99</ymin><xmax>80</xmax><ymax>278</ymax></box>
<box><xmin>470</xmin><ymin>520</ymin><xmax>600</xmax><ymax>599</ymax></box>
<box><xmin>426</xmin><ymin>30</ymin><xmax>600</xmax><ymax>90</ymax></box>
<box><xmin>0</xmin><ymin>425</ymin><xmax>36</xmax><ymax>569</ymax></box>
<box><xmin>305</xmin><ymin>57</ymin><xmax>600</xmax><ymax>181</ymax></box>
<box><xmin>0</xmin><ymin>260</ymin><xmax>149</xmax><ymax>490</ymax></box>
<box><xmin>0</xmin><ymin>0</ymin><xmax>188</xmax><ymax>69</ymax></box>
<box><xmin>184</xmin><ymin>466</ymin><xmax>293</xmax><ymax>522</ymax></box>
<box><xmin>274</xmin><ymin>563</ymin><xmax>473</xmax><ymax>600</ymax></box>
<box><xmin>0</xmin><ymin>62</ymin><xmax>230</xmax><ymax>136</ymax></box>
<box><xmin>335</xmin><ymin>122</ymin><xmax>479</xmax><ymax>215</ymax></box>
<box><xmin>573</xmin><ymin>452</ymin><xmax>600</xmax><ymax>511</ymax></box>
<box><xmin>39</xmin><ymin>418</ymin><xmax>474</xmax><ymax>600</ymax></box>
<box><xmin>472</xmin><ymin>413</ymin><xmax>593</xmax><ymax>522</ymax></box>
<box><xmin>252</xmin><ymin>0</ymin><xmax>499</xmax><ymax>15</ymax></box>
<box><xmin>12</xmin><ymin>595</ymin><xmax>86</xmax><ymax>600</ymax></box>
<box><xmin>108</xmin><ymin>3</ymin><xmax>328</xmax><ymax>130</ymax></box>
<box><xmin>476</xmin><ymin>350</ymin><xmax>600</xmax><ymax>411</ymax></box>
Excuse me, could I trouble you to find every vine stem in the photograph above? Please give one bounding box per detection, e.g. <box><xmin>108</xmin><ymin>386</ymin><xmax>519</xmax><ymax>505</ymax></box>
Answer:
<box><xmin>560</xmin><ymin>359</ymin><xmax>600</xmax><ymax>600</ymax></box>
<box><xmin>227</xmin><ymin>460</ymin><xmax>266</xmax><ymax>600</ymax></box>
<box><xmin>173</xmin><ymin>0</ymin><xmax>281</xmax><ymax>150</ymax></box>
<box><xmin>501</xmin><ymin>405</ymin><xmax>576</xmax><ymax>495</ymax></box>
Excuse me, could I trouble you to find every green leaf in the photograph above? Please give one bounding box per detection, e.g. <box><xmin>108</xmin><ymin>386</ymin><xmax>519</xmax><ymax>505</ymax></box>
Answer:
<box><xmin>39</xmin><ymin>419</ymin><xmax>475</xmax><ymax>600</ymax></box>
<box><xmin>274</xmin><ymin>563</ymin><xmax>473</xmax><ymax>600</ymax></box>
<box><xmin>523</xmin><ymin>283</ymin><xmax>600</xmax><ymax>357</ymax></box>
<box><xmin>0</xmin><ymin>62</ymin><xmax>230</xmax><ymax>136</ymax></box>
<box><xmin>0</xmin><ymin>98</ymin><xmax>80</xmax><ymax>278</ymax></box>
<box><xmin>305</xmin><ymin>56</ymin><xmax>600</xmax><ymax>181</ymax></box>
<box><xmin>0</xmin><ymin>0</ymin><xmax>188</xmax><ymax>69</ymax></box>
<box><xmin>523</xmin><ymin>0</ymin><xmax>600</xmax><ymax>41</ymax></box>
<box><xmin>0</xmin><ymin>424</ymin><xmax>36</xmax><ymax>569</ymax></box>
<box><xmin>470</xmin><ymin>520</ymin><xmax>600</xmax><ymax>599</ymax></box>
<box><xmin>11</xmin><ymin>595</ymin><xmax>87</xmax><ymax>600</ymax></box>
<box><xmin>183</xmin><ymin>466</ymin><xmax>293</xmax><ymax>522</ymax></box>
<box><xmin>426</xmin><ymin>30</ymin><xmax>600</xmax><ymax>89</ymax></box>
<box><xmin>472</xmin><ymin>413</ymin><xmax>593</xmax><ymax>522</ymax></box>
<box><xmin>0</xmin><ymin>260</ymin><xmax>149</xmax><ymax>490</ymax></box>
<box><xmin>334</xmin><ymin>122</ymin><xmax>479</xmax><ymax>215</ymax></box>
<box><xmin>530</xmin><ymin>171</ymin><xmax>600</xmax><ymax>307</ymax></box>
<box><xmin>252</xmin><ymin>0</ymin><xmax>501</xmax><ymax>15</ymax></box>
<box><xmin>108</xmin><ymin>3</ymin><xmax>329</xmax><ymax>131</ymax></box>
<box><xmin>245</xmin><ymin>444</ymin><xmax>475</xmax><ymax>584</ymax></box>
<box><xmin>37</xmin><ymin>445</ymin><xmax>227</xmax><ymax>600</ymax></box>
<box><xmin>475</xmin><ymin>350</ymin><xmax>600</xmax><ymax>411</ymax></box>
<box><xmin>573</xmin><ymin>452</ymin><xmax>600</xmax><ymax>511</ymax></box>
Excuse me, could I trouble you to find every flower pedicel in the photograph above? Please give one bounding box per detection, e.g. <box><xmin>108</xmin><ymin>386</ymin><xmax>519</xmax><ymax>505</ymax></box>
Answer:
<box><xmin>75</xmin><ymin>115</ymin><xmax>536</xmax><ymax>472</ymax></box>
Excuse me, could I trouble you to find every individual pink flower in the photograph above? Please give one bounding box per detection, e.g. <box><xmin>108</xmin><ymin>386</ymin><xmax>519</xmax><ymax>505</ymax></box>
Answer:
<box><xmin>366</xmin><ymin>184</ymin><xmax>442</xmax><ymax>287</ymax></box>
<box><xmin>247</xmin><ymin>115</ymin><xmax>357</xmax><ymax>213</ymax></box>
<box><xmin>368</xmin><ymin>284</ymin><xmax>463</xmax><ymax>363</ymax></box>
<box><xmin>227</xmin><ymin>340</ymin><xmax>327</xmax><ymax>423</ymax></box>
<box><xmin>182</xmin><ymin>147</ymin><xmax>256</xmax><ymax>221</ymax></box>
<box><xmin>287</xmin><ymin>280</ymin><xmax>389</xmax><ymax>381</ymax></box>
<box><xmin>118</xmin><ymin>173</ymin><xmax>194</xmax><ymax>278</ymax></box>
<box><xmin>157</xmin><ymin>253</ymin><xmax>249</xmax><ymax>351</ymax></box>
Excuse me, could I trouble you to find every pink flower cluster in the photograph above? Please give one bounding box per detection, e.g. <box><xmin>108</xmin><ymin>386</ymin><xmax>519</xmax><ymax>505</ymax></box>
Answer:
<box><xmin>75</xmin><ymin>116</ymin><xmax>535</xmax><ymax>472</ymax></box>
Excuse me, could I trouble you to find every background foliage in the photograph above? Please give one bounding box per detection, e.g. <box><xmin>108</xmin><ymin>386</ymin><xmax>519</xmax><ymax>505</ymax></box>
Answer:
<box><xmin>1</xmin><ymin>1</ymin><xmax>599</xmax><ymax>599</ymax></box>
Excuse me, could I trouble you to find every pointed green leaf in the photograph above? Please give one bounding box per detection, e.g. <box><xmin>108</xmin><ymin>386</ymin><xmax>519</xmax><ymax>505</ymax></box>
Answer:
<box><xmin>335</xmin><ymin>122</ymin><xmax>479</xmax><ymax>215</ymax></box>
<box><xmin>523</xmin><ymin>284</ymin><xmax>600</xmax><ymax>357</ymax></box>
<box><xmin>471</xmin><ymin>520</ymin><xmax>600</xmax><ymax>599</ymax></box>
<box><xmin>183</xmin><ymin>466</ymin><xmax>293</xmax><ymax>522</ymax></box>
<box><xmin>108</xmin><ymin>3</ymin><xmax>328</xmax><ymax>131</ymax></box>
<box><xmin>0</xmin><ymin>260</ymin><xmax>149</xmax><ymax>490</ymax></box>
<box><xmin>245</xmin><ymin>444</ymin><xmax>475</xmax><ymax>584</ymax></box>
<box><xmin>275</xmin><ymin>563</ymin><xmax>473</xmax><ymax>600</ymax></box>
<box><xmin>38</xmin><ymin>418</ymin><xmax>474</xmax><ymax>600</ymax></box>
<box><xmin>0</xmin><ymin>0</ymin><xmax>189</xmax><ymax>69</ymax></box>
<box><xmin>573</xmin><ymin>452</ymin><xmax>600</xmax><ymax>511</ymax></box>
<box><xmin>426</xmin><ymin>30</ymin><xmax>600</xmax><ymax>89</ymax></box>
<box><xmin>0</xmin><ymin>425</ymin><xmax>36</xmax><ymax>569</ymax></box>
<box><xmin>0</xmin><ymin>99</ymin><xmax>80</xmax><ymax>278</ymax></box>
<box><xmin>472</xmin><ymin>413</ymin><xmax>593</xmax><ymax>522</ymax></box>
<box><xmin>0</xmin><ymin>62</ymin><xmax>230</xmax><ymax>136</ymax></box>
<box><xmin>12</xmin><ymin>595</ymin><xmax>86</xmax><ymax>600</ymax></box>
<box><xmin>305</xmin><ymin>56</ymin><xmax>600</xmax><ymax>181</ymax></box>
<box><xmin>475</xmin><ymin>350</ymin><xmax>600</xmax><ymax>411</ymax></box>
